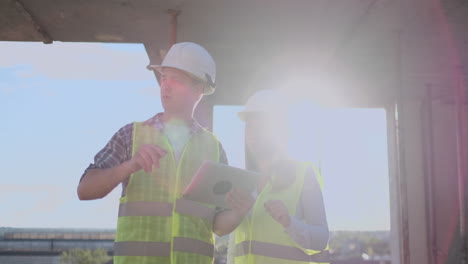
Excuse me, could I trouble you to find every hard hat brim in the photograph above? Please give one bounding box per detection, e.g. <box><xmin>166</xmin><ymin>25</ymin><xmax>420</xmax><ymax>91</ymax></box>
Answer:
<box><xmin>146</xmin><ymin>64</ymin><xmax>215</xmax><ymax>95</ymax></box>
<box><xmin>147</xmin><ymin>64</ymin><xmax>163</xmax><ymax>73</ymax></box>
<box><xmin>238</xmin><ymin>112</ymin><xmax>247</xmax><ymax>121</ymax></box>
<box><xmin>237</xmin><ymin>111</ymin><xmax>269</xmax><ymax>121</ymax></box>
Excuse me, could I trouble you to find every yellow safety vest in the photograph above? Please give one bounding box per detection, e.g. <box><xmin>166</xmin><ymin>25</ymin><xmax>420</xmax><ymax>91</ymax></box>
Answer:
<box><xmin>234</xmin><ymin>162</ymin><xmax>330</xmax><ymax>264</ymax></box>
<box><xmin>114</xmin><ymin>122</ymin><xmax>220</xmax><ymax>264</ymax></box>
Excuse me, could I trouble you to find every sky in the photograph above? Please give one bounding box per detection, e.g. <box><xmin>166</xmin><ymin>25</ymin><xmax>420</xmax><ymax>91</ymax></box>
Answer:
<box><xmin>0</xmin><ymin>41</ymin><xmax>390</xmax><ymax>231</ymax></box>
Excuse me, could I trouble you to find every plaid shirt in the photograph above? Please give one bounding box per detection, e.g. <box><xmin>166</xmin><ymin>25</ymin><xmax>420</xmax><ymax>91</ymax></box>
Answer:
<box><xmin>82</xmin><ymin>113</ymin><xmax>228</xmax><ymax>196</ymax></box>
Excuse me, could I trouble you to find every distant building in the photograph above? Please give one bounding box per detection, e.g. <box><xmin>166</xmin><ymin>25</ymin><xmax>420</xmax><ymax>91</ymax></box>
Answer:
<box><xmin>0</xmin><ymin>227</ymin><xmax>114</xmax><ymax>264</ymax></box>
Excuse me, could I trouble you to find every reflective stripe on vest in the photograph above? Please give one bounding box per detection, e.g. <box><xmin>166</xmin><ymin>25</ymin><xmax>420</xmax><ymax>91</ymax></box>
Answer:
<box><xmin>115</xmin><ymin>241</ymin><xmax>170</xmax><ymax>257</ymax></box>
<box><xmin>235</xmin><ymin>241</ymin><xmax>330</xmax><ymax>262</ymax></box>
<box><xmin>174</xmin><ymin>198</ymin><xmax>215</xmax><ymax>222</ymax></box>
<box><xmin>117</xmin><ymin>198</ymin><xmax>215</xmax><ymax>222</ymax></box>
<box><xmin>172</xmin><ymin>237</ymin><xmax>214</xmax><ymax>257</ymax></box>
<box><xmin>114</xmin><ymin>237</ymin><xmax>214</xmax><ymax>257</ymax></box>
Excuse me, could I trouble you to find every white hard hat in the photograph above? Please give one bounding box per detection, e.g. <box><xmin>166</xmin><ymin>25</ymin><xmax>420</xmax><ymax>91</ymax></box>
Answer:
<box><xmin>147</xmin><ymin>42</ymin><xmax>216</xmax><ymax>95</ymax></box>
<box><xmin>238</xmin><ymin>89</ymin><xmax>288</xmax><ymax>121</ymax></box>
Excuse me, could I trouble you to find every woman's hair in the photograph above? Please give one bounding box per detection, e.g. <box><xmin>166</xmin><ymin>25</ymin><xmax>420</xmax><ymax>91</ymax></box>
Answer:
<box><xmin>245</xmin><ymin>145</ymin><xmax>259</xmax><ymax>172</ymax></box>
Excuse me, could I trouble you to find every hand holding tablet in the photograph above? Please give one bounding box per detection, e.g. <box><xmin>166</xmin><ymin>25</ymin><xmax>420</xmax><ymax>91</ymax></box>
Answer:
<box><xmin>183</xmin><ymin>161</ymin><xmax>260</xmax><ymax>208</ymax></box>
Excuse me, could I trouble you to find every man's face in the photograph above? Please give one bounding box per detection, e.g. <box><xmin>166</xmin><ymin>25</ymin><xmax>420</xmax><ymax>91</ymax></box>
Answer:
<box><xmin>159</xmin><ymin>67</ymin><xmax>203</xmax><ymax>114</ymax></box>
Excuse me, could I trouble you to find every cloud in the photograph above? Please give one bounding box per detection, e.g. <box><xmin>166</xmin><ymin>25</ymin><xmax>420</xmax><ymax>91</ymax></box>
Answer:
<box><xmin>0</xmin><ymin>184</ymin><xmax>67</xmax><ymax>218</ymax></box>
<box><xmin>0</xmin><ymin>42</ymin><xmax>155</xmax><ymax>81</ymax></box>
<box><xmin>0</xmin><ymin>183</ymin><xmax>121</xmax><ymax>228</ymax></box>
<box><xmin>39</xmin><ymin>87</ymin><xmax>58</xmax><ymax>97</ymax></box>
<box><xmin>0</xmin><ymin>83</ymin><xmax>16</xmax><ymax>94</ymax></box>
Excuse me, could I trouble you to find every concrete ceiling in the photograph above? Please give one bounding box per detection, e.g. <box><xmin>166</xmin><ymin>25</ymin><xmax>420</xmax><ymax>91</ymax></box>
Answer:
<box><xmin>1</xmin><ymin>0</ymin><xmax>467</xmax><ymax>107</ymax></box>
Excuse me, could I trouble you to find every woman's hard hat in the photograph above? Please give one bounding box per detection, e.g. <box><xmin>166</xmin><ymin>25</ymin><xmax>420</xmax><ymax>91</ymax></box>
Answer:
<box><xmin>238</xmin><ymin>89</ymin><xmax>288</xmax><ymax>121</ymax></box>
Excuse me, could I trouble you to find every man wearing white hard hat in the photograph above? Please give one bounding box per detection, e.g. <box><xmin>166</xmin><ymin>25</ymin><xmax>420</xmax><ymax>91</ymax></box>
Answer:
<box><xmin>213</xmin><ymin>89</ymin><xmax>330</xmax><ymax>264</ymax></box>
<box><xmin>78</xmin><ymin>42</ymin><xmax>228</xmax><ymax>264</ymax></box>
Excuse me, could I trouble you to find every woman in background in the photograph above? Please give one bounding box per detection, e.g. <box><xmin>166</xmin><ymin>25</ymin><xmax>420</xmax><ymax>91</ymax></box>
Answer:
<box><xmin>213</xmin><ymin>89</ymin><xmax>330</xmax><ymax>264</ymax></box>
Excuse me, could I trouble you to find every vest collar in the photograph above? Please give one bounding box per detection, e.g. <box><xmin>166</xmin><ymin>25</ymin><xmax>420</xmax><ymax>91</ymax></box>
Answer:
<box><xmin>142</xmin><ymin>112</ymin><xmax>204</xmax><ymax>135</ymax></box>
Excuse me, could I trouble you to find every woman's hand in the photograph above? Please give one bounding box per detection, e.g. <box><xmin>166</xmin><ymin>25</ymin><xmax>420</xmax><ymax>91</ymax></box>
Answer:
<box><xmin>226</xmin><ymin>188</ymin><xmax>255</xmax><ymax>218</ymax></box>
<box><xmin>264</xmin><ymin>200</ymin><xmax>291</xmax><ymax>228</ymax></box>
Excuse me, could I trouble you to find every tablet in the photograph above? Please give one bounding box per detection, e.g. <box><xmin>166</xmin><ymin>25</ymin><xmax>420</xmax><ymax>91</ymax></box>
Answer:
<box><xmin>183</xmin><ymin>160</ymin><xmax>260</xmax><ymax>208</ymax></box>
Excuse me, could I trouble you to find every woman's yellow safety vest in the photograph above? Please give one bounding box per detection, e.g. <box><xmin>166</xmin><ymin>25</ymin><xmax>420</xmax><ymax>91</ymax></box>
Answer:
<box><xmin>114</xmin><ymin>122</ymin><xmax>220</xmax><ymax>264</ymax></box>
<box><xmin>234</xmin><ymin>162</ymin><xmax>330</xmax><ymax>264</ymax></box>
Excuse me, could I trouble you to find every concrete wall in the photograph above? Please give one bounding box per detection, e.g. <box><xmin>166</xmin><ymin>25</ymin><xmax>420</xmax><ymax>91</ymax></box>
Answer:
<box><xmin>430</xmin><ymin>102</ymin><xmax>468</xmax><ymax>264</ymax></box>
<box><xmin>401</xmin><ymin>101</ymin><xmax>430</xmax><ymax>264</ymax></box>
<box><xmin>392</xmin><ymin>98</ymin><xmax>468</xmax><ymax>264</ymax></box>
